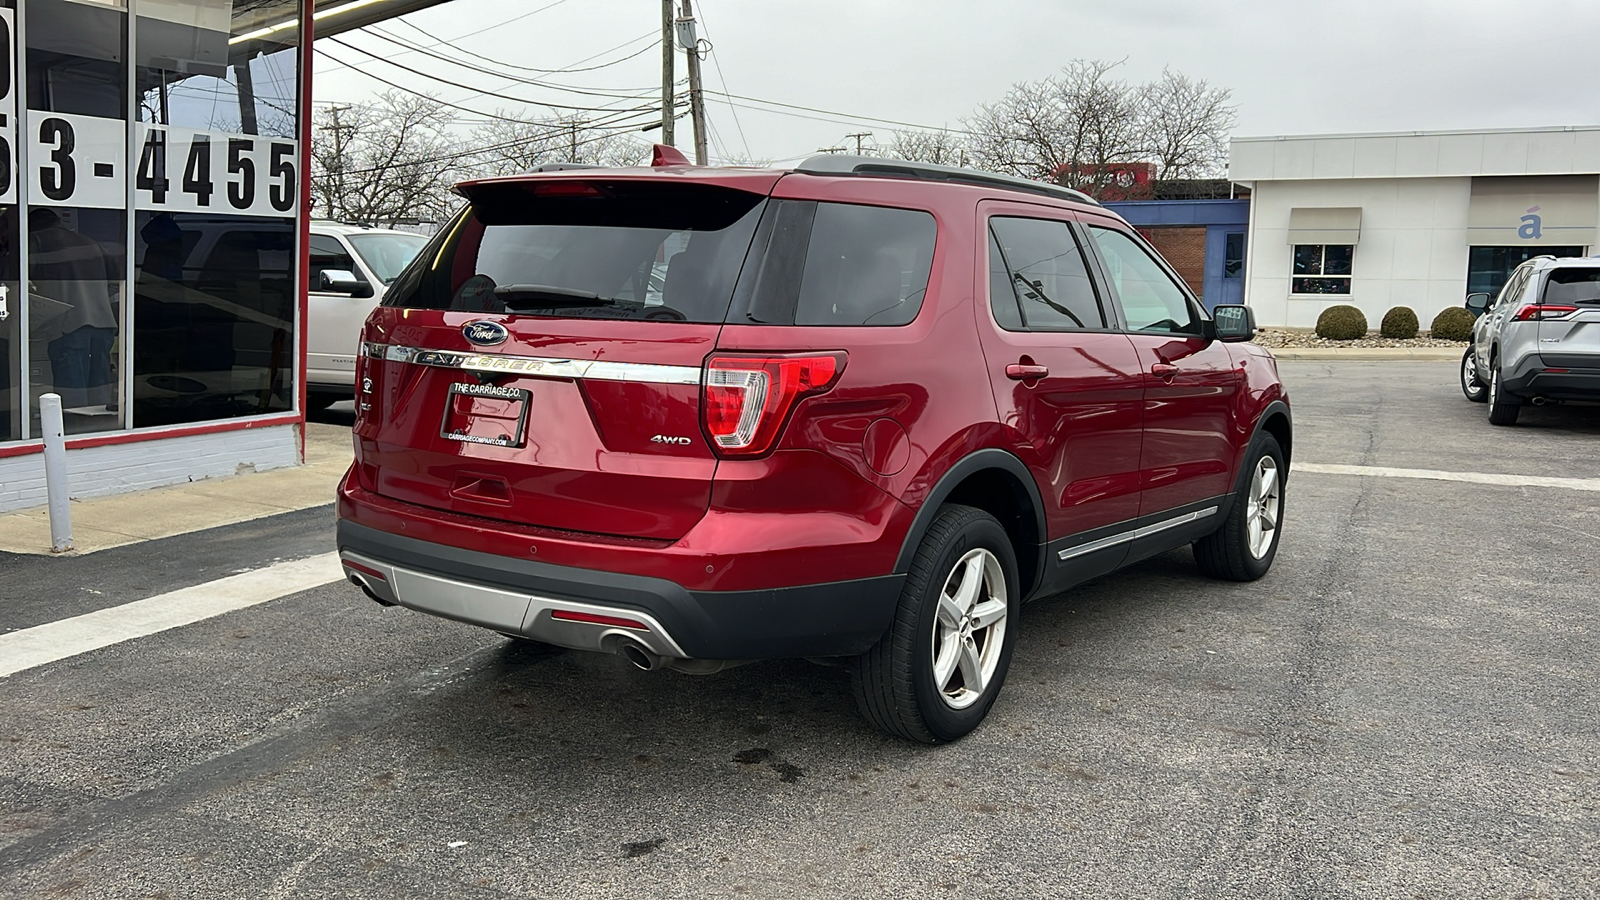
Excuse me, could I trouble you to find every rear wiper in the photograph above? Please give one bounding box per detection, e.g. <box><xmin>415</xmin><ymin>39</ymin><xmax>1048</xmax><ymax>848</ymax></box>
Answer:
<box><xmin>493</xmin><ymin>284</ymin><xmax>603</xmax><ymax>308</ymax></box>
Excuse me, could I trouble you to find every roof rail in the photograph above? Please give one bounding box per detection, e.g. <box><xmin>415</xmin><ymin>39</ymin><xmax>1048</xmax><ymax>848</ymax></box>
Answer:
<box><xmin>529</xmin><ymin>161</ymin><xmax>603</xmax><ymax>173</ymax></box>
<box><xmin>793</xmin><ymin>155</ymin><xmax>1100</xmax><ymax>206</ymax></box>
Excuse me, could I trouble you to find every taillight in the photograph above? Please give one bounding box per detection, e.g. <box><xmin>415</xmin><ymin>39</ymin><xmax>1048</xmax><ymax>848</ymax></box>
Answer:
<box><xmin>1512</xmin><ymin>304</ymin><xmax>1578</xmax><ymax>321</ymax></box>
<box><xmin>703</xmin><ymin>353</ymin><xmax>845</xmax><ymax>457</ymax></box>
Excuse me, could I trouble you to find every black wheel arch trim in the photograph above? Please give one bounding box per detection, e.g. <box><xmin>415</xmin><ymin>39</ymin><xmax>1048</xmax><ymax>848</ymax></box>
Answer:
<box><xmin>892</xmin><ymin>448</ymin><xmax>1048</xmax><ymax>591</ymax></box>
<box><xmin>1248</xmin><ymin>399</ymin><xmax>1293</xmax><ymax>468</ymax></box>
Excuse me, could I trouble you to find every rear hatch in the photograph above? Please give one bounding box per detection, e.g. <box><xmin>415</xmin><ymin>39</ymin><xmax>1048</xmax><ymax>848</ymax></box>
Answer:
<box><xmin>354</xmin><ymin>174</ymin><xmax>776</xmax><ymax>541</ymax></box>
<box><xmin>1537</xmin><ymin>268</ymin><xmax>1600</xmax><ymax>368</ymax></box>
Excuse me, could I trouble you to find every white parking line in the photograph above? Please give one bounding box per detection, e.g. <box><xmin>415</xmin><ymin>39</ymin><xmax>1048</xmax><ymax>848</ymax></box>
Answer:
<box><xmin>0</xmin><ymin>553</ymin><xmax>343</xmax><ymax>679</ymax></box>
<box><xmin>1293</xmin><ymin>462</ymin><xmax>1600</xmax><ymax>492</ymax></box>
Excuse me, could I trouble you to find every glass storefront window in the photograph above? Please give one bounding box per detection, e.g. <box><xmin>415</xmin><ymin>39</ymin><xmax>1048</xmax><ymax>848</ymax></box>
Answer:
<box><xmin>1467</xmin><ymin>246</ymin><xmax>1586</xmax><ymax>298</ymax></box>
<box><xmin>1</xmin><ymin>0</ymin><xmax>302</xmax><ymax>445</ymax></box>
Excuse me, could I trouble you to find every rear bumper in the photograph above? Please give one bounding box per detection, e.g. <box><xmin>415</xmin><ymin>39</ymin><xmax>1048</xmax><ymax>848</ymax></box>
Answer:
<box><xmin>1500</xmin><ymin>356</ymin><xmax>1600</xmax><ymax>401</ymax></box>
<box><xmin>336</xmin><ymin>518</ymin><xmax>903</xmax><ymax>660</ymax></box>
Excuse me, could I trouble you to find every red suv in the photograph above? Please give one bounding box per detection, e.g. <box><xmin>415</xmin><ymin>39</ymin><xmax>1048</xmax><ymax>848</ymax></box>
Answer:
<box><xmin>336</xmin><ymin>151</ymin><xmax>1291</xmax><ymax>742</ymax></box>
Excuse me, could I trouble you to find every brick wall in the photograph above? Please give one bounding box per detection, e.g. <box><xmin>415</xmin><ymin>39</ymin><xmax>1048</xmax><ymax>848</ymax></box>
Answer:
<box><xmin>1137</xmin><ymin>226</ymin><xmax>1208</xmax><ymax>299</ymax></box>
<box><xmin>0</xmin><ymin>424</ymin><xmax>301</xmax><ymax>513</ymax></box>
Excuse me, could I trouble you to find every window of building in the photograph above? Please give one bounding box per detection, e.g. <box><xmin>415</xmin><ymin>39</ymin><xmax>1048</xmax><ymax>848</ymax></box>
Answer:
<box><xmin>988</xmin><ymin>217</ymin><xmax>1105</xmax><ymax>330</ymax></box>
<box><xmin>1467</xmin><ymin>246</ymin><xmax>1585</xmax><ymax>298</ymax></box>
<box><xmin>1224</xmin><ymin>232</ymin><xmax>1245</xmax><ymax>279</ymax></box>
<box><xmin>1291</xmin><ymin>244</ymin><xmax>1353</xmax><ymax>294</ymax></box>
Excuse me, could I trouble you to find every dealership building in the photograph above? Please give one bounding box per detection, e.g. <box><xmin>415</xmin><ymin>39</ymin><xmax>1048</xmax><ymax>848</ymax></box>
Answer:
<box><xmin>1229</xmin><ymin>126</ymin><xmax>1600</xmax><ymax>329</ymax></box>
<box><xmin>0</xmin><ymin>0</ymin><xmax>442</xmax><ymax>514</ymax></box>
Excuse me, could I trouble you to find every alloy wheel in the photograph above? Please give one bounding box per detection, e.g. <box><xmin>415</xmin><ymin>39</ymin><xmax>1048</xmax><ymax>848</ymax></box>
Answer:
<box><xmin>1245</xmin><ymin>456</ymin><xmax>1281</xmax><ymax>560</ymax></box>
<box><xmin>930</xmin><ymin>548</ymin><xmax>1009</xmax><ymax>710</ymax></box>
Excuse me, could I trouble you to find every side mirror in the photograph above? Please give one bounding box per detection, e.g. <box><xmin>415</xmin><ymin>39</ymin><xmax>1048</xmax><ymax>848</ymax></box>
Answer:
<box><xmin>318</xmin><ymin>269</ymin><xmax>372</xmax><ymax>297</ymax></box>
<box><xmin>1211</xmin><ymin>304</ymin><xmax>1256</xmax><ymax>343</ymax></box>
<box><xmin>1465</xmin><ymin>292</ymin><xmax>1491</xmax><ymax>314</ymax></box>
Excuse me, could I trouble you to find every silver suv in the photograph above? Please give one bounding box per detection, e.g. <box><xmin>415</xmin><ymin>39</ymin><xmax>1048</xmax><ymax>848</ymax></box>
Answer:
<box><xmin>1461</xmin><ymin>256</ymin><xmax>1600</xmax><ymax>425</ymax></box>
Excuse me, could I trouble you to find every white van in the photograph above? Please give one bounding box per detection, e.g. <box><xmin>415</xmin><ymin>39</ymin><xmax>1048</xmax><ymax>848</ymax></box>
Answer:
<box><xmin>307</xmin><ymin>222</ymin><xmax>428</xmax><ymax>409</ymax></box>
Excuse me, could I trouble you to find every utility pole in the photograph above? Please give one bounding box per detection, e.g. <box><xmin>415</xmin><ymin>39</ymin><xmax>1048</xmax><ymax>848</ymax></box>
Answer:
<box><xmin>321</xmin><ymin>105</ymin><xmax>355</xmax><ymax>219</ymax></box>
<box><xmin>845</xmin><ymin>132</ymin><xmax>873</xmax><ymax>155</ymax></box>
<box><xmin>678</xmin><ymin>0</ymin><xmax>708</xmax><ymax>165</ymax></box>
<box><xmin>660</xmin><ymin>0</ymin><xmax>675</xmax><ymax>146</ymax></box>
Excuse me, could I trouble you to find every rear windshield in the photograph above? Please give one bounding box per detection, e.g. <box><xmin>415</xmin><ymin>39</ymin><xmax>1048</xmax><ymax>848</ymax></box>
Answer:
<box><xmin>1542</xmin><ymin>267</ymin><xmax>1600</xmax><ymax>305</ymax></box>
<box><xmin>383</xmin><ymin>181</ymin><xmax>767</xmax><ymax>323</ymax></box>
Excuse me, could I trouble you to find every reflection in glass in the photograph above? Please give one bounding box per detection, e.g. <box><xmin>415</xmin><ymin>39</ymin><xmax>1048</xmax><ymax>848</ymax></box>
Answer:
<box><xmin>25</xmin><ymin>0</ymin><xmax>127</xmax><ymax>119</ymax></box>
<box><xmin>1224</xmin><ymin>232</ymin><xmax>1245</xmax><ymax>279</ymax></box>
<box><xmin>132</xmin><ymin>212</ymin><xmax>295</xmax><ymax>426</ymax></box>
<box><xmin>137</xmin><ymin>0</ymin><xmax>299</xmax><ymax>137</ymax></box>
<box><xmin>0</xmin><ymin>206</ymin><xmax>19</xmax><ymax>442</ymax></box>
<box><xmin>27</xmin><ymin>206</ymin><xmax>126</xmax><ymax>433</ymax></box>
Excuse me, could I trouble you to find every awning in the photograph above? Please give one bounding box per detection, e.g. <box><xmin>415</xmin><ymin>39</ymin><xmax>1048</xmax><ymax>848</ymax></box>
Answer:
<box><xmin>1287</xmin><ymin>207</ymin><xmax>1362</xmax><ymax>245</ymax></box>
<box><xmin>1468</xmin><ymin>176</ymin><xmax>1598</xmax><ymax>247</ymax></box>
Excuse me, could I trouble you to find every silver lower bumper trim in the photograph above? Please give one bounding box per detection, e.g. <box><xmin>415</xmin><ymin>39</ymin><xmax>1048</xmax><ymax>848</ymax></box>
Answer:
<box><xmin>338</xmin><ymin>552</ymin><xmax>690</xmax><ymax>659</ymax></box>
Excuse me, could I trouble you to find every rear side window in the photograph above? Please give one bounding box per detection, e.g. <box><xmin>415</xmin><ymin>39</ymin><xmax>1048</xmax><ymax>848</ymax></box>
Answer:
<box><xmin>731</xmin><ymin>200</ymin><xmax>936</xmax><ymax>326</ymax></box>
<box><xmin>383</xmin><ymin>181</ymin><xmax>767</xmax><ymax>323</ymax></box>
<box><xmin>988</xmin><ymin>217</ymin><xmax>1105</xmax><ymax>330</ymax></box>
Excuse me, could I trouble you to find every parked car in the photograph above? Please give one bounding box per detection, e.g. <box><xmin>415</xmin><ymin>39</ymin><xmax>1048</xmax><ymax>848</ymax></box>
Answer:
<box><xmin>334</xmin><ymin>151</ymin><xmax>1292</xmax><ymax>742</ymax></box>
<box><xmin>1461</xmin><ymin>255</ymin><xmax>1600</xmax><ymax>424</ymax></box>
<box><xmin>306</xmin><ymin>222</ymin><xmax>428</xmax><ymax>410</ymax></box>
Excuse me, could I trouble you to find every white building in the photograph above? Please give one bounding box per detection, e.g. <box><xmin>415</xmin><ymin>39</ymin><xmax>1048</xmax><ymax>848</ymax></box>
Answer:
<box><xmin>1230</xmin><ymin>127</ymin><xmax>1600</xmax><ymax>329</ymax></box>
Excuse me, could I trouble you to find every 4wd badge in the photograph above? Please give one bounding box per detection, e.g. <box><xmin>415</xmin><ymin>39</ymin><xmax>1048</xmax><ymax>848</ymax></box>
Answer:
<box><xmin>651</xmin><ymin>435</ymin><xmax>692</xmax><ymax>445</ymax></box>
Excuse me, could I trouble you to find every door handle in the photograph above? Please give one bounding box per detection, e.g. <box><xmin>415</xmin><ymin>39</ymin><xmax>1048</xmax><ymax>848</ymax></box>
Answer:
<box><xmin>1151</xmin><ymin>363</ymin><xmax>1180</xmax><ymax>378</ymax></box>
<box><xmin>1005</xmin><ymin>364</ymin><xmax>1049</xmax><ymax>380</ymax></box>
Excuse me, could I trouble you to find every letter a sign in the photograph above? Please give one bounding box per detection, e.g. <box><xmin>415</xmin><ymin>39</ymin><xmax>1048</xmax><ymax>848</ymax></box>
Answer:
<box><xmin>1519</xmin><ymin>206</ymin><xmax>1543</xmax><ymax>240</ymax></box>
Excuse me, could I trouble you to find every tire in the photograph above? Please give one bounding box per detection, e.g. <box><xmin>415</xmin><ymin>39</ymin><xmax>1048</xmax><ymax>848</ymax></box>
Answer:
<box><xmin>1487</xmin><ymin>365</ymin><xmax>1520</xmax><ymax>426</ymax></box>
<box><xmin>1194</xmin><ymin>434</ymin><xmax>1285</xmax><ymax>582</ymax></box>
<box><xmin>851</xmin><ymin>505</ymin><xmax>1020</xmax><ymax>743</ymax></box>
<box><xmin>1460</xmin><ymin>349</ymin><xmax>1487</xmax><ymax>403</ymax></box>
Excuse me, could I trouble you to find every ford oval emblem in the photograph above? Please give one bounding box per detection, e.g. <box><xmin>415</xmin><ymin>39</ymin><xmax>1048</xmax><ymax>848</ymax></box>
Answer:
<box><xmin>462</xmin><ymin>320</ymin><xmax>509</xmax><ymax>347</ymax></box>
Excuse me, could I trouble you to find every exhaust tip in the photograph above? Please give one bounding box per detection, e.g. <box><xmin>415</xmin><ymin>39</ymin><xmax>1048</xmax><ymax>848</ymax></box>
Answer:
<box><xmin>620</xmin><ymin>641</ymin><xmax>659</xmax><ymax>671</ymax></box>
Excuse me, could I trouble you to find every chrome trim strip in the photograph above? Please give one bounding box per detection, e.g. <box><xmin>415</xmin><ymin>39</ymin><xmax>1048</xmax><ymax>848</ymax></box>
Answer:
<box><xmin>366</xmin><ymin>343</ymin><xmax>702</xmax><ymax>386</ymax></box>
<box><xmin>1057</xmin><ymin>506</ymin><xmax>1219</xmax><ymax>561</ymax></box>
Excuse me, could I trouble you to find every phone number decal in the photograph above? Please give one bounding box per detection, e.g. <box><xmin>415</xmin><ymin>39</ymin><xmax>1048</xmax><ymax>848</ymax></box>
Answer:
<box><xmin>134</xmin><ymin>124</ymin><xmax>298</xmax><ymax>217</ymax></box>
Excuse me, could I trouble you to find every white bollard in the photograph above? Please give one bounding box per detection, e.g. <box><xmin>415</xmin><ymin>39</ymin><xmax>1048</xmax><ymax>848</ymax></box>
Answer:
<box><xmin>39</xmin><ymin>393</ymin><xmax>74</xmax><ymax>553</ymax></box>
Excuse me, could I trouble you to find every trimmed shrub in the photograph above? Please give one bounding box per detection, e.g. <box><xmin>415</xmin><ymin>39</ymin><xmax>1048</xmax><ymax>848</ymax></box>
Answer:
<box><xmin>1380</xmin><ymin>306</ymin><xmax>1419</xmax><ymax>339</ymax></box>
<box><xmin>1430</xmin><ymin>306</ymin><xmax>1475</xmax><ymax>342</ymax></box>
<box><xmin>1315</xmin><ymin>304</ymin><xmax>1368</xmax><ymax>341</ymax></box>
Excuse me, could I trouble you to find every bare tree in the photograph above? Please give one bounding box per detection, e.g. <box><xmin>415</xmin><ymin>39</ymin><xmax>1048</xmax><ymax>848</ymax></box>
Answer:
<box><xmin>469</xmin><ymin>114</ymin><xmax>650</xmax><ymax>176</ymax></box>
<box><xmin>964</xmin><ymin>60</ymin><xmax>1143</xmax><ymax>197</ymax></box>
<box><xmin>311</xmin><ymin>91</ymin><xmax>463</xmax><ymax>224</ymax></box>
<box><xmin>1137</xmin><ymin>68</ymin><xmax>1236</xmax><ymax>180</ymax></box>
<box><xmin>880</xmin><ymin>129</ymin><xmax>971</xmax><ymax>167</ymax></box>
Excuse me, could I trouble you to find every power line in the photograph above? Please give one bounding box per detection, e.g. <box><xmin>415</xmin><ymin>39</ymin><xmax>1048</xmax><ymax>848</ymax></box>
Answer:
<box><xmin>392</xmin><ymin>20</ymin><xmax>663</xmax><ymax>77</ymax></box>
<box><xmin>701</xmin><ymin>89</ymin><xmax>978</xmax><ymax>137</ymax></box>
<box><xmin>361</xmin><ymin>27</ymin><xmax>664</xmax><ymax>98</ymax></box>
<box><xmin>325</xmin><ymin>36</ymin><xmax>665</xmax><ymax>115</ymax></box>
<box><xmin>316</xmin><ymin>0</ymin><xmax>578</xmax><ymax>77</ymax></box>
<box><xmin>689</xmin><ymin>0</ymin><xmax>750</xmax><ymax>159</ymax></box>
<box><xmin>321</xmin><ymin>112</ymin><xmax>662</xmax><ymax>178</ymax></box>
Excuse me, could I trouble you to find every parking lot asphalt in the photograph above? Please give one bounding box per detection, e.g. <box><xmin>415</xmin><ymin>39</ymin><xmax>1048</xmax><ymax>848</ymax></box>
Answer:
<box><xmin>1</xmin><ymin>360</ymin><xmax>1597</xmax><ymax>899</ymax></box>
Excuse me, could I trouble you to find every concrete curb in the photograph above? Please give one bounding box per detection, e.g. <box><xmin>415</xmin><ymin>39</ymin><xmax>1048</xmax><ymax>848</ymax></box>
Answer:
<box><xmin>1268</xmin><ymin>347</ymin><xmax>1463</xmax><ymax>361</ymax></box>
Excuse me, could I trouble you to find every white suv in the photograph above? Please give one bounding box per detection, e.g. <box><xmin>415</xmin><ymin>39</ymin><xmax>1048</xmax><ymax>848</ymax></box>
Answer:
<box><xmin>307</xmin><ymin>222</ymin><xmax>428</xmax><ymax>409</ymax></box>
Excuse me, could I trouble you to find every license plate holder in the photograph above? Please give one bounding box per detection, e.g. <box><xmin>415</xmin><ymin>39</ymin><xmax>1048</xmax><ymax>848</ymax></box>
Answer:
<box><xmin>440</xmin><ymin>383</ymin><xmax>530</xmax><ymax>448</ymax></box>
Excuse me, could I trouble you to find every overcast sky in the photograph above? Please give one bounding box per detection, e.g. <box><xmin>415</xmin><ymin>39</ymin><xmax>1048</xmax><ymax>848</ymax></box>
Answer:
<box><xmin>313</xmin><ymin>0</ymin><xmax>1600</xmax><ymax>165</ymax></box>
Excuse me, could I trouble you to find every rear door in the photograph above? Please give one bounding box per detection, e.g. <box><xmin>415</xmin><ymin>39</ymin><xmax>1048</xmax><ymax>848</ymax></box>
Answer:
<box><xmin>1536</xmin><ymin>267</ymin><xmax>1600</xmax><ymax>368</ymax></box>
<box><xmin>1083</xmin><ymin>222</ymin><xmax>1242</xmax><ymax>519</ymax></box>
<box><xmin>307</xmin><ymin>233</ymin><xmax>373</xmax><ymax>387</ymax></box>
<box><xmin>974</xmin><ymin>202</ymin><xmax>1145</xmax><ymax>574</ymax></box>
<box><xmin>354</xmin><ymin>176</ymin><xmax>773</xmax><ymax>541</ymax></box>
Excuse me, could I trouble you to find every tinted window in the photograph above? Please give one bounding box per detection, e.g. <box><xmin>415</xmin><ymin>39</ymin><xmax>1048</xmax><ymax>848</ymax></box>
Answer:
<box><xmin>1542</xmin><ymin>267</ymin><xmax>1600</xmax><ymax>305</ymax></box>
<box><xmin>310</xmin><ymin>235</ymin><xmax>364</xmax><ymax>290</ymax></box>
<box><xmin>385</xmin><ymin>182</ymin><xmax>766</xmax><ymax>324</ymax></box>
<box><xmin>988</xmin><ymin>231</ymin><xmax>1023</xmax><ymax>331</ymax></box>
<box><xmin>732</xmin><ymin>201</ymin><xmax>936</xmax><ymax>327</ymax></box>
<box><xmin>1089</xmin><ymin>226</ymin><xmax>1200</xmax><ymax>334</ymax></box>
<box><xmin>989</xmin><ymin>217</ymin><xmax>1104</xmax><ymax>330</ymax></box>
